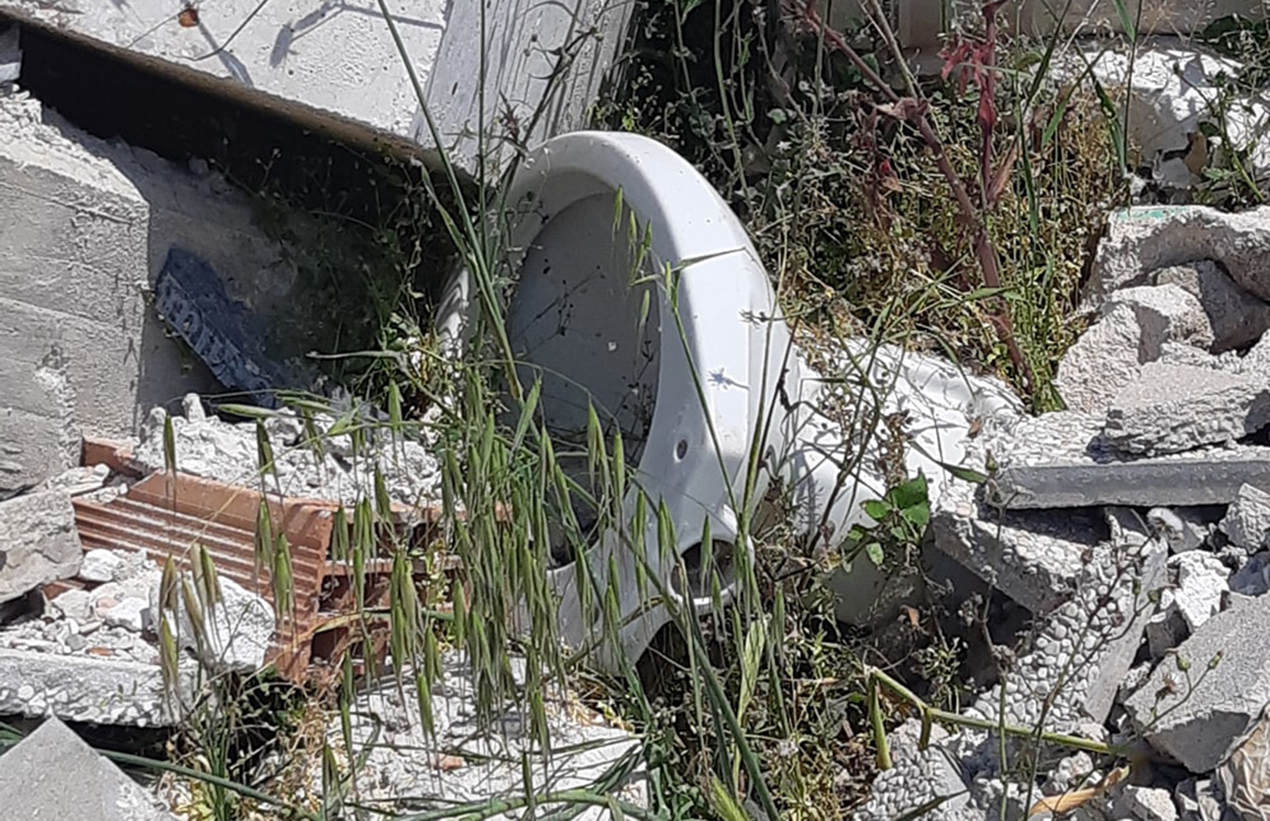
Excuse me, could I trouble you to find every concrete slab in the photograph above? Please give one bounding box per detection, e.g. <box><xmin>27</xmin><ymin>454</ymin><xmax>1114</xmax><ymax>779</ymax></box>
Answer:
<box><xmin>968</xmin><ymin>527</ymin><xmax>1168</xmax><ymax>729</ymax></box>
<box><xmin>1103</xmin><ymin>362</ymin><xmax>1270</xmax><ymax>455</ymax></box>
<box><xmin>0</xmin><ymin>717</ymin><xmax>177</xmax><ymax>820</ymax></box>
<box><xmin>0</xmin><ymin>648</ymin><xmax>182</xmax><ymax>727</ymax></box>
<box><xmin>0</xmin><ymin>0</ymin><xmax>632</xmax><ymax>178</ymax></box>
<box><xmin>1124</xmin><ymin>593</ymin><xmax>1270</xmax><ymax>773</ymax></box>
<box><xmin>1087</xmin><ymin>206</ymin><xmax>1270</xmax><ymax>309</ymax></box>
<box><xmin>984</xmin><ymin>412</ymin><xmax>1270</xmax><ymax>510</ymax></box>
<box><xmin>0</xmin><ymin>489</ymin><xmax>81</xmax><ymax>604</ymax></box>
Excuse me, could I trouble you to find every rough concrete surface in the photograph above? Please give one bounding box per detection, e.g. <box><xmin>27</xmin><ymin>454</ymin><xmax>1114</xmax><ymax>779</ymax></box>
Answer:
<box><xmin>1103</xmin><ymin>362</ymin><xmax>1270</xmax><ymax>455</ymax></box>
<box><xmin>1107</xmin><ymin>283</ymin><xmax>1214</xmax><ymax>352</ymax></box>
<box><xmin>0</xmin><ymin>489</ymin><xmax>81</xmax><ymax>603</ymax></box>
<box><xmin>133</xmin><ymin>394</ymin><xmax>440</xmax><ymax>504</ymax></box>
<box><xmin>321</xmin><ymin>655</ymin><xmax>646</xmax><ymax>819</ymax></box>
<box><xmin>1154</xmin><ymin>261</ymin><xmax>1270</xmax><ymax>353</ymax></box>
<box><xmin>0</xmin><ymin>717</ymin><xmax>177</xmax><ymax>820</ymax></box>
<box><xmin>982</xmin><ymin>412</ymin><xmax>1270</xmax><ymax>509</ymax></box>
<box><xmin>1124</xmin><ymin>593</ymin><xmax>1270</xmax><ymax>773</ymax></box>
<box><xmin>1055</xmin><ymin>303</ymin><xmax>1145</xmax><ymax>413</ymax></box>
<box><xmin>0</xmin><ymin>648</ymin><xmax>182</xmax><ymax>727</ymax></box>
<box><xmin>969</xmin><ymin>532</ymin><xmax>1168</xmax><ymax>729</ymax></box>
<box><xmin>1221</xmin><ymin>484</ymin><xmax>1270</xmax><ymax>554</ymax></box>
<box><xmin>1088</xmin><ymin>205</ymin><xmax>1270</xmax><ymax>309</ymax></box>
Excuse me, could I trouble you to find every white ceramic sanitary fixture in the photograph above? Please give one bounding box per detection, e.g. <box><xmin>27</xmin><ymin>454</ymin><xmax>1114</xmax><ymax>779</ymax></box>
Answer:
<box><xmin>438</xmin><ymin>131</ymin><xmax>827</xmax><ymax>670</ymax></box>
<box><xmin>437</xmin><ymin>130</ymin><xmax>1020</xmax><ymax>670</ymax></box>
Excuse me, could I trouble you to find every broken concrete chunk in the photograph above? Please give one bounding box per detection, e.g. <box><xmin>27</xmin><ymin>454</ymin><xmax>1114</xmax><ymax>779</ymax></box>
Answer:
<box><xmin>0</xmin><ymin>490</ymin><xmax>82</xmax><ymax>604</ymax></box>
<box><xmin>970</xmin><ymin>536</ymin><xmax>1167</xmax><ymax>728</ymax></box>
<box><xmin>1222</xmin><ymin>484</ymin><xmax>1270</xmax><ymax>554</ymax></box>
<box><xmin>1103</xmin><ymin>362</ymin><xmax>1270</xmax><ymax>455</ymax></box>
<box><xmin>1107</xmin><ymin>283</ymin><xmax>1214</xmax><ymax>352</ymax></box>
<box><xmin>0</xmin><ymin>717</ymin><xmax>178</xmax><ymax>821</ymax></box>
<box><xmin>151</xmin><ymin>572</ymin><xmax>273</xmax><ymax>674</ymax></box>
<box><xmin>1119</xmin><ymin>785</ymin><xmax>1180</xmax><ymax>821</ymax></box>
<box><xmin>1056</xmin><ymin>304</ymin><xmax>1145</xmax><ymax>413</ymax></box>
<box><xmin>1124</xmin><ymin>593</ymin><xmax>1270</xmax><ymax>773</ymax></box>
<box><xmin>1154</xmin><ymin>261</ymin><xmax>1270</xmax><ymax>353</ymax></box>
<box><xmin>987</xmin><ymin>412</ymin><xmax>1270</xmax><ymax>509</ymax></box>
<box><xmin>1088</xmin><ymin>206</ymin><xmax>1270</xmax><ymax>308</ymax></box>
<box><xmin>1170</xmin><ymin>552</ymin><xmax>1229</xmax><ymax>632</ymax></box>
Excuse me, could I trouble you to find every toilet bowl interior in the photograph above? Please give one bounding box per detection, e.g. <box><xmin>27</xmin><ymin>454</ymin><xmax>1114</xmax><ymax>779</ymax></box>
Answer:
<box><xmin>503</xmin><ymin>190</ymin><xmax>663</xmax><ymax>566</ymax></box>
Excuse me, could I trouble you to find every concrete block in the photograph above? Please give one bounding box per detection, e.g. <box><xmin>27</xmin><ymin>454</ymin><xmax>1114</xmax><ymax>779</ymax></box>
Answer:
<box><xmin>1</xmin><ymin>92</ymin><xmax>241</xmax><ymax>475</ymax></box>
<box><xmin>985</xmin><ymin>412</ymin><xmax>1270</xmax><ymax>510</ymax></box>
<box><xmin>1154</xmin><ymin>262</ymin><xmax>1270</xmax><ymax>353</ymax></box>
<box><xmin>0</xmin><ymin>717</ymin><xmax>177</xmax><ymax>820</ymax></box>
<box><xmin>1103</xmin><ymin>362</ymin><xmax>1270</xmax><ymax>455</ymax></box>
<box><xmin>1124</xmin><ymin>593</ymin><xmax>1270</xmax><ymax>773</ymax></box>
<box><xmin>0</xmin><ymin>489</ymin><xmax>81</xmax><ymax>604</ymax></box>
<box><xmin>1107</xmin><ymin>284</ymin><xmax>1214</xmax><ymax>352</ymax></box>
<box><xmin>0</xmin><ymin>648</ymin><xmax>181</xmax><ymax>726</ymax></box>
<box><xmin>1222</xmin><ymin>484</ymin><xmax>1270</xmax><ymax>554</ymax></box>
<box><xmin>1</xmin><ymin>0</ymin><xmax>632</xmax><ymax>179</ymax></box>
<box><xmin>1056</xmin><ymin>303</ymin><xmax>1145</xmax><ymax>414</ymax></box>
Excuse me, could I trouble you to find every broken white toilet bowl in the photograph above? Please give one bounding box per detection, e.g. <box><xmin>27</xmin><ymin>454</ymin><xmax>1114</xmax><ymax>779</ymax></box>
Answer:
<box><xmin>438</xmin><ymin>131</ymin><xmax>809</xmax><ymax>670</ymax></box>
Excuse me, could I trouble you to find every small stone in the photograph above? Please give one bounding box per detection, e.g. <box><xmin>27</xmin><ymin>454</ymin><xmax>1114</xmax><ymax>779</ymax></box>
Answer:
<box><xmin>51</xmin><ymin>589</ymin><xmax>92</xmax><ymax>622</ymax></box>
<box><xmin>1146</xmin><ymin>507</ymin><xmax>1209</xmax><ymax>553</ymax></box>
<box><xmin>64</xmin><ymin>633</ymin><xmax>85</xmax><ymax>651</ymax></box>
<box><xmin>78</xmin><ymin>549</ymin><xmax>125</xmax><ymax>583</ymax></box>
<box><xmin>102</xmin><ymin>597</ymin><xmax>148</xmax><ymax>632</ymax></box>
<box><xmin>1230</xmin><ymin>552</ymin><xmax>1270</xmax><ymax>597</ymax></box>
<box><xmin>1119</xmin><ymin>785</ymin><xmax>1178</xmax><ymax>821</ymax></box>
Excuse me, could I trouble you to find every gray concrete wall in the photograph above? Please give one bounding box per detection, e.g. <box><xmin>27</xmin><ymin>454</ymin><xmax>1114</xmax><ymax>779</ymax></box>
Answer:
<box><xmin>0</xmin><ymin>92</ymin><xmax>295</xmax><ymax>489</ymax></box>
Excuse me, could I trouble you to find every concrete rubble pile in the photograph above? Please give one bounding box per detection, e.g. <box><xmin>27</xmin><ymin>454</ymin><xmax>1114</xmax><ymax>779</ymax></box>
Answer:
<box><xmin>853</xmin><ymin>204</ymin><xmax>1270</xmax><ymax>821</ymax></box>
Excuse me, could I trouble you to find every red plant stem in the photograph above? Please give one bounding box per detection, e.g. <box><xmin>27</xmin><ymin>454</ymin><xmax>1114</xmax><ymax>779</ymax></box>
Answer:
<box><xmin>794</xmin><ymin>0</ymin><xmax>1032</xmax><ymax>390</ymax></box>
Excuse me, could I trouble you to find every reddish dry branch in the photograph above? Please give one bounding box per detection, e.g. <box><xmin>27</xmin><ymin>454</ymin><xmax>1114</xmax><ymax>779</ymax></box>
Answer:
<box><xmin>787</xmin><ymin>0</ymin><xmax>1032</xmax><ymax>390</ymax></box>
